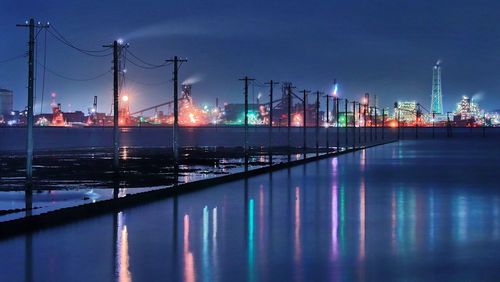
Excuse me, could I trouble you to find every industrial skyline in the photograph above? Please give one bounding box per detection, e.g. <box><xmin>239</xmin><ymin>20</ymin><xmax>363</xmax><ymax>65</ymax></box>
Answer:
<box><xmin>1</xmin><ymin>1</ymin><xmax>500</xmax><ymax>113</ymax></box>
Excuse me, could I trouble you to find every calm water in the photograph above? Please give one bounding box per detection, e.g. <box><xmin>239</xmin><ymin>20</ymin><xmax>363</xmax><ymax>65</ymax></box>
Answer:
<box><xmin>1</xmin><ymin>139</ymin><xmax>499</xmax><ymax>282</ymax></box>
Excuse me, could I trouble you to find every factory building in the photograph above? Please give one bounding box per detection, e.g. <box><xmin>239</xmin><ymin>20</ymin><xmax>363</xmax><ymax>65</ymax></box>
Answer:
<box><xmin>0</xmin><ymin>89</ymin><xmax>13</xmax><ymax>116</ymax></box>
<box><xmin>394</xmin><ymin>101</ymin><xmax>417</xmax><ymax>124</ymax></box>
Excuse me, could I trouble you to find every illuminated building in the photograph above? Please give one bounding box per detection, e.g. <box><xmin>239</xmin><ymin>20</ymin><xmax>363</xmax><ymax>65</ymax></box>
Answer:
<box><xmin>223</xmin><ymin>103</ymin><xmax>262</xmax><ymax>125</ymax></box>
<box><xmin>394</xmin><ymin>101</ymin><xmax>417</xmax><ymax>124</ymax></box>
<box><xmin>454</xmin><ymin>95</ymin><xmax>481</xmax><ymax>121</ymax></box>
<box><xmin>51</xmin><ymin>103</ymin><xmax>65</xmax><ymax>125</ymax></box>
<box><xmin>0</xmin><ymin>89</ymin><xmax>13</xmax><ymax>117</ymax></box>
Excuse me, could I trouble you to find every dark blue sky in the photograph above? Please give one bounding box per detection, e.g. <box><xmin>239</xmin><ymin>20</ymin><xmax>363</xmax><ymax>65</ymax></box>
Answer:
<box><xmin>1</xmin><ymin>0</ymin><xmax>500</xmax><ymax>114</ymax></box>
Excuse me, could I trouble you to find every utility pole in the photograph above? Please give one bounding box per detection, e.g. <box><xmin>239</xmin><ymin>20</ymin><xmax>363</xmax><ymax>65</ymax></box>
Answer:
<box><xmin>358</xmin><ymin>102</ymin><xmax>362</xmax><ymax>145</ymax></box>
<box><xmin>167</xmin><ymin>56</ymin><xmax>188</xmax><ymax>172</ymax></box>
<box><xmin>344</xmin><ymin>99</ymin><xmax>348</xmax><ymax>149</ymax></box>
<box><xmin>103</xmin><ymin>40</ymin><xmax>127</xmax><ymax>173</ymax></box>
<box><xmin>374</xmin><ymin>95</ymin><xmax>378</xmax><ymax>141</ymax></box>
<box><xmin>395</xmin><ymin>102</ymin><xmax>400</xmax><ymax>140</ymax></box>
<box><xmin>301</xmin><ymin>90</ymin><xmax>310</xmax><ymax>154</ymax></box>
<box><xmin>325</xmin><ymin>94</ymin><xmax>330</xmax><ymax>150</ymax></box>
<box><xmin>352</xmin><ymin>101</ymin><xmax>356</xmax><ymax>150</ymax></box>
<box><xmin>239</xmin><ymin>76</ymin><xmax>255</xmax><ymax>171</ymax></box>
<box><xmin>364</xmin><ymin>93</ymin><xmax>369</xmax><ymax>144</ymax></box>
<box><xmin>369</xmin><ymin>107</ymin><xmax>374</xmax><ymax>142</ymax></box>
<box><xmin>17</xmin><ymin>19</ymin><xmax>49</xmax><ymax>186</ymax></box>
<box><xmin>285</xmin><ymin>83</ymin><xmax>295</xmax><ymax>161</ymax></box>
<box><xmin>315</xmin><ymin>91</ymin><xmax>322</xmax><ymax>156</ymax></box>
<box><xmin>265</xmin><ymin>80</ymin><xmax>279</xmax><ymax>166</ymax></box>
<box><xmin>112</xmin><ymin>41</ymin><xmax>120</xmax><ymax>171</ymax></box>
<box><xmin>335</xmin><ymin>97</ymin><xmax>340</xmax><ymax>150</ymax></box>
<box><xmin>382</xmin><ymin>108</ymin><xmax>386</xmax><ymax>140</ymax></box>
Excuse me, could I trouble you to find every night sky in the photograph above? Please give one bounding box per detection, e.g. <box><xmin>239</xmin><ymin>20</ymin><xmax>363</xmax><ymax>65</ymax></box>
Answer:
<box><xmin>1</xmin><ymin>0</ymin><xmax>500</xmax><ymax>114</ymax></box>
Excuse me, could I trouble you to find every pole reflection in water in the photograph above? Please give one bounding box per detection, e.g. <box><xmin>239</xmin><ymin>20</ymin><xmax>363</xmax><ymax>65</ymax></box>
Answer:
<box><xmin>293</xmin><ymin>186</ymin><xmax>302</xmax><ymax>281</ymax></box>
<box><xmin>114</xmin><ymin>212</ymin><xmax>131</xmax><ymax>282</ymax></box>
<box><xmin>391</xmin><ymin>190</ymin><xmax>397</xmax><ymax>255</ymax></box>
<box><xmin>331</xmin><ymin>183</ymin><xmax>338</xmax><ymax>261</ymax></box>
<box><xmin>25</xmin><ymin>190</ymin><xmax>33</xmax><ymax>217</ymax></box>
<box><xmin>397</xmin><ymin>189</ymin><xmax>405</xmax><ymax>255</ymax></box>
<box><xmin>24</xmin><ymin>189</ymin><xmax>34</xmax><ymax>282</ymax></box>
<box><xmin>25</xmin><ymin>233</ymin><xmax>33</xmax><ymax>282</ymax></box>
<box><xmin>183</xmin><ymin>215</ymin><xmax>195</xmax><ymax>282</ymax></box>
<box><xmin>259</xmin><ymin>186</ymin><xmax>265</xmax><ymax>248</ymax></box>
<box><xmin>358</xmin><ymin>179</ymin><xmax>365</xmax><ymax>261</ymax></box>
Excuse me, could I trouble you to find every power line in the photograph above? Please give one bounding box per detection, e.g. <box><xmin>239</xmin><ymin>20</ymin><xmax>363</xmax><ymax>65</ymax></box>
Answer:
<box><xmin>50</xmin><ymin>25</ymin><xmax>111</xmax><ymax>53</ymax></box>
<box><xmin>36</xmin><ymin>61</ymin><xmax>111</xmax><ymax>81</ymax></box>
<box><xmin>126</xmin><ymin>49</ymin><xmax>167</xmax><ymax>68</ymax></box>
<box><xmin>0</xmin><ymin>54</ymin><xmax>26</xmax><ymax>64</ymax></box>
<box><xmin>126</xmin><ymin>76</ymin><xmax>169</xmax><ymax>86</ymax></box>
<box><xmin>125</xmin><ymin>56</ymin><xmax>168</xmax><ymax>70</ymax></box>
<box><xmin>46</xmin><ymin>27</ymin><xmax>112</xmax><ymax>57</ymax></box>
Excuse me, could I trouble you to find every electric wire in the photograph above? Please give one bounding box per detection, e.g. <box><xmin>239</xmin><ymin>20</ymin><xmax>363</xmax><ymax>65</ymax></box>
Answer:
<box><xmin>0</xmin><ymin>54</ymin><xmax>26</xmax><ymax>64</ymax></box>
<box><xmin>50</xmin><ymin>25</ymin><xmax>111</xmax><ymax>53</ymax></box>
<box><xmin>46</xmin><ymin>26</ymin><xmax>112</xmax><ymax>57</ymax></box>
<box><xmin>126</xmin><ymin>49</ymin><xmax>167</xmax><ymax>68</ymax></box>
<box><xmin>125</xmin><ymin>56</ymin><xmax>168</xmax><ymax>70</ymax></box>
<box><xmin>126</xmin><ymin>76</ymin><xmax>169</xmax><ymax>86</ymax></box>
<box><xmin>36</xmin><ymin>61</ymin><xmax>111</xmax><ymax>82</ymax></box>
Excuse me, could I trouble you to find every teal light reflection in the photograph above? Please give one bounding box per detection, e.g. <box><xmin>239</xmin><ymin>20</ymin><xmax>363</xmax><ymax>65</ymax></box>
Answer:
<box><xmin>248</xmin><ymin>198</ymin><xmax>255</xmax><ymax>282</ymax></box>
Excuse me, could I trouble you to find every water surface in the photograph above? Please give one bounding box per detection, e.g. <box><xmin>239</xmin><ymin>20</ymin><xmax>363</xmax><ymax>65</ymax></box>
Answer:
<box><xmin>1</xmin><ymin>139</ymin><xmax>499</xmax><ymax>282</ymax></box>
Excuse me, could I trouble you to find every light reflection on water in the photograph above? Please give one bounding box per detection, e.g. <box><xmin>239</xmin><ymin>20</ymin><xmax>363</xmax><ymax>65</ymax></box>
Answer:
<box><xmin>3</xmin><ymin>140</ymin><xmax>500</xmax><ymax>281</ymax></box>
<box><xmin>115</xmin><ymin>212</ymin><xmax>131</xmax><ymax>282</ymax></box>
<box><xmin>183</xmin><ymin>214</ymin><xmax>195</xmax><ymax>282</ymax></box>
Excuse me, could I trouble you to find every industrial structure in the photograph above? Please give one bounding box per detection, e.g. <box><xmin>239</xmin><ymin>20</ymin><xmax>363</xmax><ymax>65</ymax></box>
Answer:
<box><xmin>0</xmin><ymin>89</ymin><xmax>13</xmax><ymax>118</ymax></box>
<box><xmin>452</xmin><ymin>95</ymin><xmax>483</xmax><ymax>126</ymax></box>
<box><xmin>431</xmin><ymin>61</ymin><xmax>443</xmax><ymax>115</ymax></box>
<box><xmin>394</xmin><ymin>101</ymin><xmax>418</xmax><ymax>124</ymax></box>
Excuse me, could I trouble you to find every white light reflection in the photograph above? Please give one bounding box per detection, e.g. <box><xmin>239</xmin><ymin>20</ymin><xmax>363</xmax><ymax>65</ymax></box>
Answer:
<box><xmin>331</xmin><ymin>183</ymin><xmax>338</xmax><ymax>260</ymax></box>
<box><xmin>116</xmin><ymin>212</ymin><xmax>132</xmax><ymax>282</ymax></box>
<box><xmin>359</xmin><ymin>180</ymin><xmax>365</xmax><ymax>261</ymax></box>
